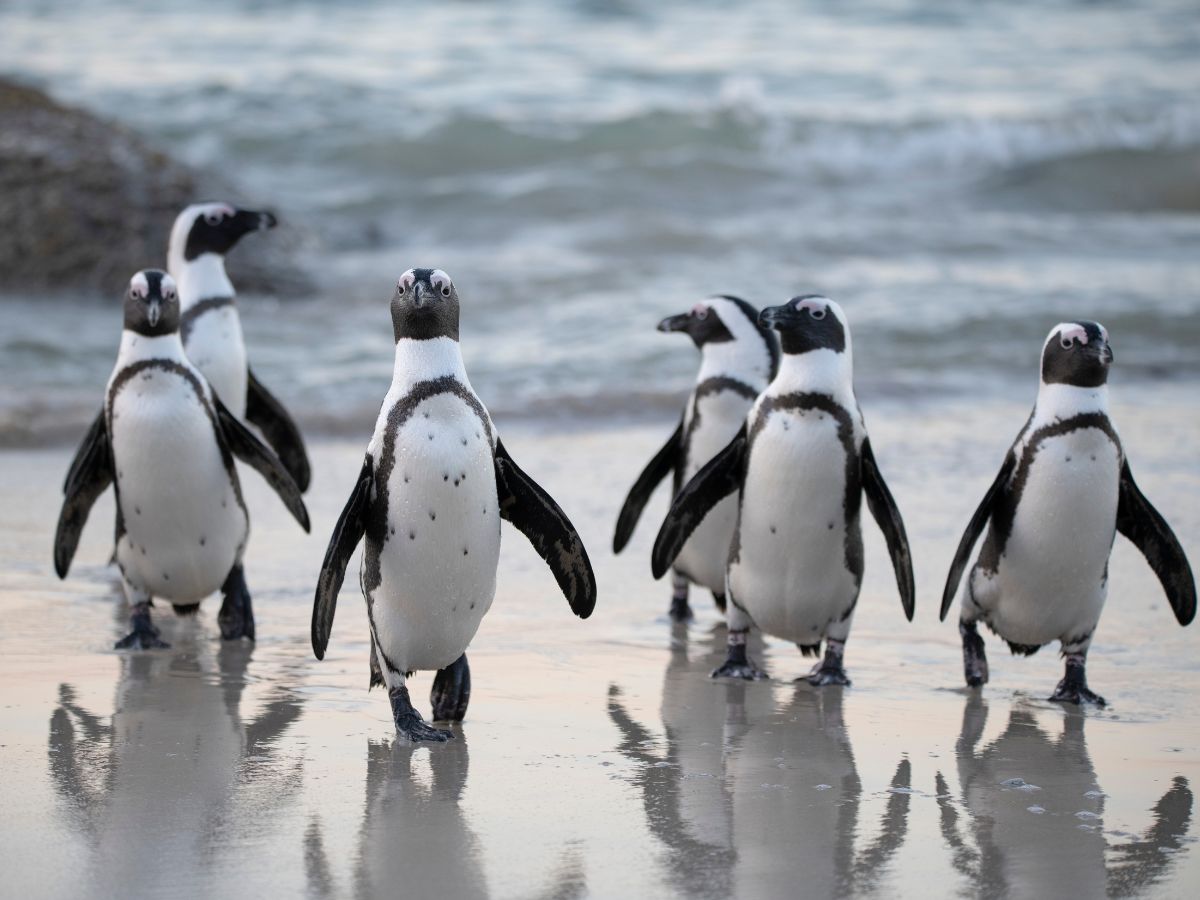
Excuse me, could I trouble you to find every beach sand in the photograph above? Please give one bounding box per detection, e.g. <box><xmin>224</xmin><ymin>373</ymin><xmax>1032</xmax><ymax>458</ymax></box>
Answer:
<box><xmin>1</xmin><ymin>396</ymin><xmax>1198</xmax><ymax>899</ymax></box>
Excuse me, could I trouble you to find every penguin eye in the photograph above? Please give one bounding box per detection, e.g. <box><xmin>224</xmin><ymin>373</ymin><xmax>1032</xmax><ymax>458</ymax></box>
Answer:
<box><xmin>1060</xmin><ymin>337</ymin><xmax>1074</xmax><ymax>350</ymax></box>
<box><xmin>695</xmin><ymin>307</ymin><xmax>709</xmax><ymax>321</ymax></box>
<box><xmin>430</xmin><ymin>270</ymin><xmax>453</xmax><ymax>297</ymax></box>
<box><xmin>810</xmin><ymin>308</ymin><xmax>827</xmax><ymax>320</ymax></box>
<box><xmin>205</xmin><ymin>212</ymin><xmax>223</xmax><ymax>226</ymax></box>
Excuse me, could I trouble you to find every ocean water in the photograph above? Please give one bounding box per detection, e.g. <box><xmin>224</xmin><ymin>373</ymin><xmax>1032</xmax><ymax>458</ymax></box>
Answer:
<box><xmin>2</xmin><ymin>0</ymin><xmax>1199</xmax><ymax>440</ymax></box>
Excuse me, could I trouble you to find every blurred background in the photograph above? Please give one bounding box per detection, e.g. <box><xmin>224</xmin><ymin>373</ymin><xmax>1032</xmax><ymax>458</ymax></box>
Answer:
<box><xmin>2</xmin><ymin>0</ymin><xmax>1198</xmax><ymax>442</ymax></box>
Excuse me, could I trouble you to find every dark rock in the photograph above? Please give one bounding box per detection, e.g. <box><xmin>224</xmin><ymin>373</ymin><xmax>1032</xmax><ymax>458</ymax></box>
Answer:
<box><xmin>0</xmin><ymin>77</ymin><xmax>313</xmax><ymax>297</ymax></box>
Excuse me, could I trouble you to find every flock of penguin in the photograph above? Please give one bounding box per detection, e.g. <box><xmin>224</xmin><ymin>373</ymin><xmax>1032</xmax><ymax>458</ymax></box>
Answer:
<box><xmin>53</xmin><ymin>203</ymin><xmax>1196</xmax><ymax>744</ymax></box>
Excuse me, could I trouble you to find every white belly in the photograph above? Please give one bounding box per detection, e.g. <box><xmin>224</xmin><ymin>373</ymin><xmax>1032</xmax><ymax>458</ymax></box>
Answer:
<box><xmin>366</xmin><ymin>391</ymin><xmax>501</xmax><ymax>673</ymax></box>
<box><xmin>728</xmin><ymin>408</ymin><xmax>860</xmax><ymax>643</ymax></box>
<box><xmin>183</xmin><ymin>306</ymin><xmax>248</xmax><ymax>418</ymax></box>
<box><xmin>976</xmin><ymin>428</ymin><xmax>1120</xmax><ymax>646</ymax></box>
<box><xmin>111</xmin><ymin>367</ymin><xmax>247</xmax><ymax>602</ymax></box>
<box><xmin>674</xmin><ymin>388</ymin><xmax>755</xmax><ymax>593</ymax></box>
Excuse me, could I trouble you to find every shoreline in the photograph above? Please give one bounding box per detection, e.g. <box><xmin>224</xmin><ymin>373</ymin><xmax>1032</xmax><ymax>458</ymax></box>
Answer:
<box><xmin>2</xmin><ymin>405</ymin><xmax>1198</xmax><ymax>898</ymax></box>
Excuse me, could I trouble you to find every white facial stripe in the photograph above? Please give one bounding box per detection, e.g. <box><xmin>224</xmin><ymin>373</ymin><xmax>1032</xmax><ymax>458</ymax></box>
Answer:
<box><xmin>398</xmin><ymin>270</ymin><xmax>416</xmax><ymax>291</ymax></box>
<box><xmin>1060</xmin><ymin>324</ymin><xmax>1089</xmax><ymax>346</ymax></box>
<box><xmin>161</xmin><ymin>273</ymin><xmax>178</xmax><ymax>300</ymax></box>
<box><xmin>794</xmin><ymin>296</ymin><xmax>829</xmax><ymax>313</ymax></box>
<box><xmin>129</xmin><ymin>272</ymin><xmax>149</xmax><ymax>298</ymax></box>
<box><xmin>430</xmin><ymin>269</ymin><xmax>453</xmax><ymax>294</ymax></box>
<box><xmin>201</xmin><ymin>203</ymin><xmax>235</xmax><ymax>226</ymax></box>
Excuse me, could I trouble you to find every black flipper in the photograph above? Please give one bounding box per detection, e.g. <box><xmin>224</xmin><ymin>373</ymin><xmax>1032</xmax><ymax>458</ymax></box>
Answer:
<box><xmin>860</xmin><ymin>438</ymin><xmax>916</xmax><ymax>622</ymax></box>
<box><xmin>62</xmin><ymin>409</ymin><xmax>105</xmax><ymax>493</ymax></box>
<box><xmin>494</xmin><ymin>439</ymin><xmax>597</xmax><ymax>619</ymax></box>
<box><xmin>1116</xmin><ymin>460</ymin><xmax>1196</xmax><ymax>626</ymax></box>
<box><xmin>612</xmin><ymin>419</ymin><xmax>683</xmax><ymax>553</ymax></box>
<box><xmin>312</xmin><ymin>455</ymin><xmax>373</xmax><ymax>660</ymax></box>
<box><xmin>651</xmin><ymin>425</ymin><xmax>747</xmax><ymax>581</ymax></box>
<box><xmin>431</xmin><ymin>653</ymin><xmax>471</xmax><ymax>722</ymax></box>
<box><xmin>939</xmin><ymin>452</ymin><xmax>1016</xmax><ymax>621</ymax></box>
<box><xmin>214</xmin><ymin>395</ymin><xmax>310</xmax><ymax>532</ymax></box>
<box><xmin>246</xmin><ymin>367</ymin><xmax>312</xmax><ymax>493</ymax></box>
<box><xmin>54</xmin><ymin>411</ymin><xmax>113</xmax><ymax>578</ymax></box>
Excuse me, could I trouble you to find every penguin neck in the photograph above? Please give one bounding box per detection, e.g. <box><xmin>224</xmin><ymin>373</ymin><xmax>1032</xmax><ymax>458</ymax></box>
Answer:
<box><xmin>769</xmin><ymin>349</ymin><xmax>854</xmax><ymax>401</ymax></box>
<box><xmin>116</xmin><ymin>329</ymin><xmax>187</xmax><ymax>365</ymax></box>
<box><xmin>1034</xmin><ymin>381</ymin><xmax>1109</xmax><ymax>423</ymax></box>
<box><xmin>697</xmin><ymin>341</ymin><xmax>772</xmax><ymax>391</ymax></box>
<box><xmin>391</xmin><ymin>336</ymin><xmax>469</xmax><ymax>388</ymax></box>
<box><xmin>173</xmin><ymin>254</ymin><xmax>234</xmax><ymax>309</ymax></box>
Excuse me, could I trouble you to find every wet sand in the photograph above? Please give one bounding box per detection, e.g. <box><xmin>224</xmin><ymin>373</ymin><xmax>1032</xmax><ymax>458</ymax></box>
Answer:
<box><xmin>1</xmin><ymin>397</ymin><xmax>1198</xmax><ymax>899</ymax></box>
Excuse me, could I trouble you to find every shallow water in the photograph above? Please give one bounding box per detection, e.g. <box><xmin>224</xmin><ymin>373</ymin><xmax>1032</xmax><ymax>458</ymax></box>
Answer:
<box><xmin>2</xmin><ymin>0</ymin><xmax>1200</xmax><ymax>440</ymax></box>
<box><xmin>2</xmin><ymin>404</ymin><xmax>1198</xmax><ymax>899</ymax></box>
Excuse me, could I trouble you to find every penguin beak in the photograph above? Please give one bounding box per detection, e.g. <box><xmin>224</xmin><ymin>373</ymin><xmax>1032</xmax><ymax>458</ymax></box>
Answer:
<box><xmin>147</xmin><ymin>299</ymin><xmax>161</xmax><ymax>328</ymax></box>
<box><xmin>412</xmin><ymin>282</ymin><xmax>428</xmax><ymax>308</ymax></box>
<box><xmin>657</xmin><ymin>313</ymin><xmax>692</xmax><ymax>334</ymax></box>
<box><xmin>1100</xmin><ymin>341</ymin><xmax>1114</xmax><ymax>365</ymax></box>
<box><xmin>758</xmin><ymin>305</ymin><xmax>798</xmax><ymax>331</ymax></box>
<box><xmin>230</xmin><ymin>208</ymin><xmax>277</xmax><ymax>238</ymax></box>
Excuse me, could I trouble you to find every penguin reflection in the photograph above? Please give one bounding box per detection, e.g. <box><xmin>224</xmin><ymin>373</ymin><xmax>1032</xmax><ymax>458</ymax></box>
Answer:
<box><xmin>353</xmin><ymin>738</ymin><xmax>488</xmax><ymax>900</ymax></box>
<box><xmin>47</xmin><ymin>641</ymin><xmax>304</xmax><ymax>895</ymax></box>
<box><xmin>608</xmin><ymin>627</ymin><xmax>912</xmax><ymax>899</ymax></box>
<box><xmin>938</xmin><ymin>696</ymin><xmax>1193</xmax><ymax>898</ymax></box>
<box><xmin>332</xmin><ymin>737</ymin><xmax>587</xmax><ymax>900</ymax></box>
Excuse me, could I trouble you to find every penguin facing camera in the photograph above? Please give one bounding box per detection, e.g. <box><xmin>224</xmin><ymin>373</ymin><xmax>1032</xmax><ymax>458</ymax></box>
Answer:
<box><xmin>941</xmin><ymin>321</ymin><xmax>1195</xmax><ymax>705</ymax></box>
<box><xmin>311</xmin><ymin>268</ymin><xmax>597</xmax><ymax>743</ymax></box>
<box><xmin>653</xmin><ymin>296</ymin><xmax>915</xmax><ymax>685</ymax></box>
<box><xmin>54</xmin><ymin>270</ymin><xmax>310</xmax><ymax>649</ymax></box>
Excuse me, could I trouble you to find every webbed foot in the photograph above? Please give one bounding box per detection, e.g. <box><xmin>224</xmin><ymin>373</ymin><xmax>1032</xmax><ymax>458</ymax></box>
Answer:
<box><xmin>114</xmin><ymin>602</ymin><xmax>169</xmax><ymax>650</ymax></box>
<box><xmin>218</xmin><ymin>564</ymin><xmax>255</xmax><ymax>641</ymax></box>
<box><xmin>805</xmin><ymin>664</ymin><xmax>851</xmax><ymax>687</ymax></box>
<box><xmin>390</xmin><ymin>684</ymin><xmax>453</xmax><ymax>743</ymax></box>
<box><xmin>960</xmin><ymin>620</ymin><xmax>989</xmax><ymax>687</ymax></box>
<box><xmin>804</xmin><ymin>639</ymin><xmax>850</xmax><ymax>687</ymax></box>
<box><xmin>1049</xmin><ymin>655</ymin><xmax>1105</xmax><ymax>706</ymax></box>
<box><xmin>711</xmin><ymin>638</ymin><xmax>766</xmax><ymax>680</ymax></box>
<box><xmin>431</xmin><ymin>654</ymin><xmax>471</xmax><ymax>722</ymax></box>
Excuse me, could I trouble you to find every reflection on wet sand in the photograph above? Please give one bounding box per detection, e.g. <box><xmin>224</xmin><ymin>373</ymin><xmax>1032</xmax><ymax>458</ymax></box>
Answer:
<box><xmin>938</xmin><ymin>696</ymin><xmax>1193</xmax><ymax>898</ymax></box>
<box><xmin>609</xmin><ymin>625</ymin><xmax>912</xmax><ymax>899</ymax></box>
<box><xmin>47</xmin><ymin>638</ymin><xmax>304</xmax><ymax>896</ymax></box>
<box><xmin>352</xmin><ymin>738</ymin><xmax>488</xmax><ymax>900</ymax></box>
<box><xmin>303</xmin><ymin>738</ymin><xmax>588</xmax><ymax>900</ymax></box>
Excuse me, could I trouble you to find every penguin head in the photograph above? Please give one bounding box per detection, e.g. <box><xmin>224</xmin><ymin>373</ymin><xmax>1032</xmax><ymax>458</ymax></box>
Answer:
<box><xmin>123</xmin><ymin>269</ymin><xmax>180</xmax><ymax>337</ymax></box>
<box><xmin>168</xmin><ymin>202</ymin><xmax>277</xmax><ymax>268</ymax></box>
<box><xmin>391</xmin><ymin>268</ymin><xmax>460</xmax><ymax>342</ymax></box>
<box><xmin>757</xmin><ymin>295</ymin><xmax>849</xmax><ymax>357</ymax></box>
<box><xmin>1041</xmin><ymin>321</ymin><xmax>1113</xmax><ymax>388</ymax></box>
<box><xmin>659</xmin><ymin>295</ymin><xmax>779</xmax><ymax>380</ymax></box>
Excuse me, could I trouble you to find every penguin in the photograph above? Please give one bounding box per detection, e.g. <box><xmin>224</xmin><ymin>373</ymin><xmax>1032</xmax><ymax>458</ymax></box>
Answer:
<box><xmin>311</xmin><ymin>268</ymin><xmax>597</xmax><ymax>743</ymax></box>
<box><xmin>613</xmin><ymin>295</ymin><xmax>778</xmax><ymax>622</ymax></box>
<box><xmin>651</xmin><ymin>296</ymin><xmax>915</xmax><ymax>684</ymax></box>
<box><xmin>54</xmin><ymin>269</ymin><xmax>310</xmax><ymax>649</ymax></box>
<box><xmin>940</xmin><ymin>321</ymin><xmax>1195</xmax><ymax>705</ymax></box>
<box><xmin>166</xmin><ymin>201</ymin><xmax>311</xmax><ymax>491</ymax></box>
